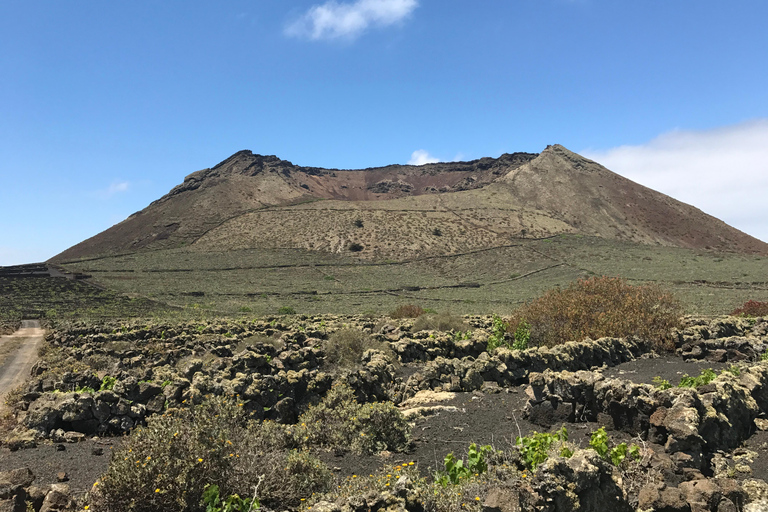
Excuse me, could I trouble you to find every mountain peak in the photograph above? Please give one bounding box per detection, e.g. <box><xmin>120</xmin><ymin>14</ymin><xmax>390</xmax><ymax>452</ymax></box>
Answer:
<box><xmin>50</xmin><ymin>145</ymin><xmax>768</xmax><ymax>262</ymax></box>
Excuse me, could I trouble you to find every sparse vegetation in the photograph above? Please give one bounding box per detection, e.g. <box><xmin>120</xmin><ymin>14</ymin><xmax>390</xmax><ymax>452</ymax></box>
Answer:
<box><xmin>91</xmin><ymin>383</ymin><xmax>408</xmax><ymax>511</ymax></box>
<box><xmin>516</xmin><ymin>426</ymin><xmax>572</xmax><ymax>471</ymax></box>
<box><xmin>588</xmin><ymin>427</ymin><xmax>640</xmax><ymax>466</ymax></box>
<box><xmin>652</xmin><ymin>376</ymin><xmax>672</xmax><ymax>390</ymax></box>
<box><xmin>678</xmin><ymin>368</ymin><xmax>717</xmax><ymax>388</ymax></box>
<box><xmin>92</xmin><ymin>396</ymin><xmax>333</xmax><ymax>512</ymax></box>
<box><xmin>412</xmin><ymin>312</ymin><xmax>468</xmax><ymax>332</ymax></box>
<box><xmin>485</xmin><ymin>314</ymin><xmax>508</xmax><ymax>352</ymax></box>
<box><xmin>323</xmin><ymin>328</ymin><xmax>396</xmax><ymax>369</ymax></box>
<box><xmin>434</xmin><ymin>443</ymin><xmax>493</xmax><ymax>486</ymax></box>
<box><xmin>506</xmin><ymin>276</ymin><xmax>682</xmax><ymax>351</ymax></box>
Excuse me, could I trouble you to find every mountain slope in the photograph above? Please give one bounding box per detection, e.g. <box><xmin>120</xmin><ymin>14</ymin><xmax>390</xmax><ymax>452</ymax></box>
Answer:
<box><xmin>50</xmin><ymin>145</ymin><xmax>768</xmax><ymax>263</ymax></box>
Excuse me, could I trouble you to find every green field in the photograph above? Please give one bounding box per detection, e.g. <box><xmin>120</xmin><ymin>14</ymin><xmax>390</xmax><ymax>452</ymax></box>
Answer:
<box><xmin>54</xmin><ymin>235</ymin><xmax>768</xmax><ymax>318</ymax></box>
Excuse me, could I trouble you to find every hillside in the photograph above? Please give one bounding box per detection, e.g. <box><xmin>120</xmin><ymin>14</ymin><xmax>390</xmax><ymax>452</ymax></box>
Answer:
<box><xmin>51</xmin><ymin>145</ymin><xmax>768</xmax><ymax>263</ymax></box>
<box><xmin>47</xmin><ymin>145</ymin><xmax>768</xmax><ymax>317</ymax></box>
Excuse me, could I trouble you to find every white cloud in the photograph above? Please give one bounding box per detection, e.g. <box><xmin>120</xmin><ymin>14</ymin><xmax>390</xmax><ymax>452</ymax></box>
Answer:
<box><xmin>92</xmin><ymin>180</ymin><xmax>130</xmax><ymax>199</ymax></box>
<box><xmin>582</xmin><ymin>119</ymin><xmax>768</xmax><ymax>243</ymax></box>
<box><xmin>408</xmin><ymin>149</ymin><xmax>439</xmax><ymax>166</ymax></box>
<box><xmin>285</xmin><ymin>0</ymin><xmax>418</xmax><ymax>41</ymax></box>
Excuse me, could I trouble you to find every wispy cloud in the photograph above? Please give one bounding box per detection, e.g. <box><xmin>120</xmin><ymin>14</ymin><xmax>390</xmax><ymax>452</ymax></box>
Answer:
<box><xmin>408</xmin><ymin>149</ymin><xmax>439</xmax><ymax>165</ymax></box>
<box><xmin>92</xmin><ymin>180</ymin><xmax>131</xmax><ymax>200</ymax></box>
<box><xmin>582</xmin><ymin>119</ymin><xmax>768</xmax><ymax>243</ymax></box>
<box><xmin>285</xmin><ymin>0</ymin><xmax>418</xmax><ymax>41</ymax></box>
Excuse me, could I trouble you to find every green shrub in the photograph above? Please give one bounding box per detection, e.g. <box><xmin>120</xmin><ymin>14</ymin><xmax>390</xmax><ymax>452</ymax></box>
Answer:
<box><xmin>506</xmin><ymin>276</ymin><xmax>682</xmax><ymax>351</ymax></box>
<box><xmin>487</xmin><ymin>316</ymin><xmax>528</xmax><ymax>352</ymax></box>
<box><xmin>678</xmin><ymin>368</ymin><xmax>717</xmax><ymax>388</ymax></box>
<box><xmin>412</xmin><ymin>312</ymin><xmax>468</xmax><ymax>333</ymax></box>
<box><xmin>389</xmin><ymin>304</ymin><xmax>426</xmax><ymax>319</ymax></box>
<box><xmin>515</xmin><ymin>426</ymin><xmax>571</xmax><ymax>471</ymax></box>
<box><xmin>486</xmin><ymin>315</ymin><xmax>508</xmax><ymax>352</ymax></box>
<box><xmin>589</xmin><ymin>427</ymin><xmax>640</xmax><ymax>467</ymax></box>
<box><xmin>652</xmin><ymin>376</ymin><xmax>672</xmax><ymax>390</ymax></box>
<box><xmin>100</xmin><ymin>375</ymin><xmax>117</xmax><ymax>391</ymax></box>
<box><xmin>202</xmin><ymin>484</ymin><xmax>257</xmax><ymax>512</ymax></box>
<box><xmin>435</xmin><ymin>443</ymin><xmax>493</xmax><ymax>486</ymax></box>
<box><xmin>277</xmin><ymin>306</ymin><xmax>296</xmax><ymax>315</ymax></box>
<box><xmin>512</xmin><ymin>321</ymin><xmax>530</xmax><ymax>350</ymax></box>
<box><xmin>731</xmin><ymin>300</ymin><xmax>768</xmax><ymax>318</ymax></box>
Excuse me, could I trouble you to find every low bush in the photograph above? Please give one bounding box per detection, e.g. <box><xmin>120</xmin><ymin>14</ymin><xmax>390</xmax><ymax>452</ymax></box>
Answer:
<box><xmin>298</xmin><ymin>382</ymin><xmax>411</xmax><ymax>454</ymax></box>
<box><xmin>678</xmin><ymin>368</ymin><xmax>717</xmax><ymax>388</ymax></box>
<box><xmin>92</xmin><ymin>397</ymin><xmax>332</xmax><ymax>512</ymax></box>
<box><xmin>731</xmin><ymin>300</ymin><xmax>768</xmax><ymax>318</ymax></box>
<box><xmin>435</xmin><ymin>443</ymin><xmax>493</xmax><ymax>486</ymax></box>
<box><xmin>506</xmin><ymin>276</ymin><xmax>682</xmax><ymax>351</ymax></box>
<box><xmin>389</xmin><ymin>304</ymin><xmax>426</xmax><ymax>319</ymax></box>
<box><xmin>515</xmin><ymin>426</ymin><xmax>572</xmax><ymax>471</ymax></box>
<box><xmin>487</xmin><ymin>316</ymin><xmax>529</xmax><ymax>352</ymax></box>
<box><xmin>277</xmin><ymin>306</ymin><xmax>296</xmax><ymax>315</ymax></box>
<box><xmin>202</xmin><ymin>485</ymin><xmax>257</xmax><ymax>512</ymax></box>
<box><xmin>412</xmin><ymin>312</ymin><xmax>468</xmax><ymax>333</ymax></box>
<box><xmin>589</xmin><ymin>427</ymin><xmax>640</xmax><ymax>467</ymax></box>
<box><xmin>323</xmin><ymin>328</ymin><xmax>396</xmax><ymax>369</ymax></box>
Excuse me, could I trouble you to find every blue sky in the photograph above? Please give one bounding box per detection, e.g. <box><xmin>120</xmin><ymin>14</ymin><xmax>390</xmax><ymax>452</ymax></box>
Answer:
<box><xmin>2</xmin><ymin>1</ymin><xmax>767</xmax><ymax>265</ymax></box>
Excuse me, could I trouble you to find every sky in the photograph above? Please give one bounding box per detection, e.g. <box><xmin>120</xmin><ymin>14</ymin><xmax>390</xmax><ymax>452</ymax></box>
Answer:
<box><xmin>1</xmin><ymin>1</ymin><xmax>767</xmax><ymax>265</ymax></box>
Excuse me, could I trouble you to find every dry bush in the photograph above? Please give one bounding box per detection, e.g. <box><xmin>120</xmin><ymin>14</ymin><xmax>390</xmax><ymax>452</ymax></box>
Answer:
<box><xmin>413</xmin><ymin>313</ymin><xmax>469</xmax><ymax>333</ymax></box>
<box><xmin>323</xmin><ymin>328</ymin><xmax>395</xmax><ymax>368</ymax></box>
<box><xmin>390</xmin><ymin>304</ymin><xmax>426</xmax><ymax>319</ymax></box>
<box><xmin>92</xmin><ymin>396</ymin><xmax>332</xmax><ymax>512</ymax></box>
<box><xmin>506</xmin><ymin>276</ymin><xmax>682</xmax><ymax>351</ymax></box>
<box><xmin>731</xmin><ymin>300</ymin><xmax>768</xmax><ymax>318</ymax></box>
<box><xmin>235</xmin><ymin>333</ymin><xmax>284</xmax><ymax>353</ymax></box>
<box><xmin>298</xmin><ymin>382</ymin><xmax>411</xmax><ymax>454</ymax></box>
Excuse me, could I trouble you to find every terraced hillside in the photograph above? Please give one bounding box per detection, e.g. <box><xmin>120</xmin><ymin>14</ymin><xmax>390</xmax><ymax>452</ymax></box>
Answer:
<box><xmin>57</xmin><ymin>235</ymin><xmax>768</xmax><ymax>317</ymax></box>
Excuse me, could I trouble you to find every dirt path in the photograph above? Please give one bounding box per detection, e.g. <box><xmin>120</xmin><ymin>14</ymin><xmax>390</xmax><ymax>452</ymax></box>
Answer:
<box><xmin>0</xmin><ymin>320</ymin><xmax>44</xmax><ymax>411</ymax></box>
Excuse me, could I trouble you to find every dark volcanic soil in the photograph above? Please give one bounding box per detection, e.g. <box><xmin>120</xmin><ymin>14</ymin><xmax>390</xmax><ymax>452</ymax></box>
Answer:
<box><xmin>0</xmin><ymin>356</ymin><xmax>763</xmax><ymax>498</ymax></box>
<box><xmin>602</xmin><ymin>354</ymin><xmax>731</xmax><ymax>386</ymax></box>
<box><xmin>0</xmin><ymin>437</ymin><xmax>121</xmax><ymax>494</ymax></box>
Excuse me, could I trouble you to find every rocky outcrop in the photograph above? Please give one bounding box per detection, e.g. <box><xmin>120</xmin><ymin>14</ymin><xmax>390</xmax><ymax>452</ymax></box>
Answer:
<box><xmin>397</xmin><ymin>336</ymin><xmax>649</xmax><ymax>399</ymax></box>
<box><xmin>523</xmin><ymin>364</ymin><xmax>768</xmax><ymax>470</ymax></box>
<box><xmin>0</xmin><ymin>468</ymin><xmax>74</xmax><ymax>512</ymax></box>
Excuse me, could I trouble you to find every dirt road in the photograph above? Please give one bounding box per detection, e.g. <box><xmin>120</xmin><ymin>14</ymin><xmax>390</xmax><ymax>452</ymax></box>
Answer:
<box><xmin>0</xmin><ymin>320</ymin><xmax>44</xmax><ymax>410</ymax></box>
